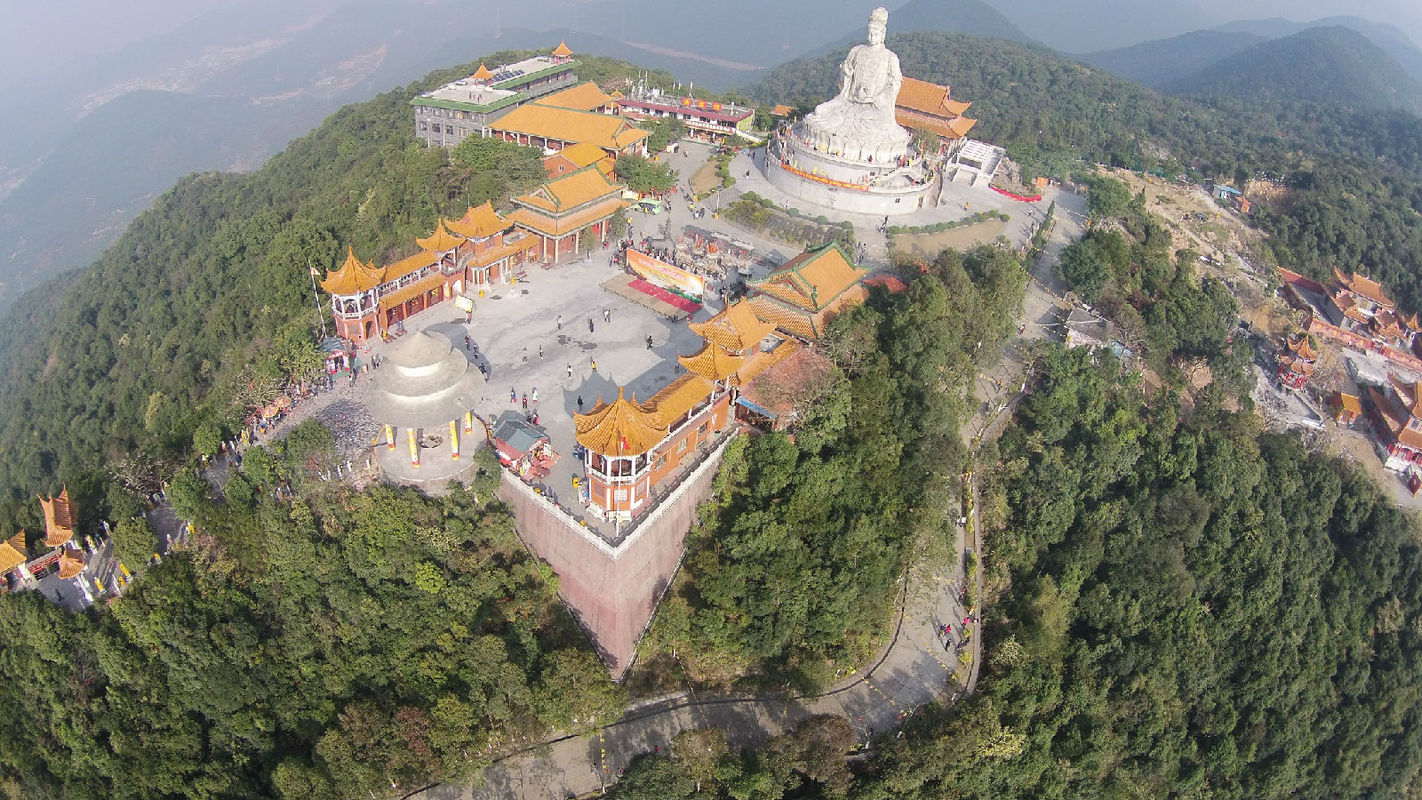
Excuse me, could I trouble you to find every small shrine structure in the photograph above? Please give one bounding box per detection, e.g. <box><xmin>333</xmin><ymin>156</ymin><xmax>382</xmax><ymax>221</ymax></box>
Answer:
<box><xmin>368</xmin><ymin>331</ymin><xmax>484</xmax><ymax>489</ymax></box>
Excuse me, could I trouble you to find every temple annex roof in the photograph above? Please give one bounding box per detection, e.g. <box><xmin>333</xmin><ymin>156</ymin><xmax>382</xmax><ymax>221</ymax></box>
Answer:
<box><xmin>491</xmin><ymin>104</ymin><xmax>649</xmax><ymax>153</ymax></box>
<box><xmin>537</xmin><ymin>81</ymin><xmax>617</xmax><ymax>112</ymax></box>
<box><xmin>679</xmin><ymin>341</ymin><xmax>745</xmax><ymax>382</ymax></box>
<box><xmin>751</xmin><ymin>241</ymin><xmax>868</xmax><ymax>313</ymax></box>
<box><xmin>417</xmin><ymin>220</ymin><xmax>464</xmax><ymax>254</ymax></box>
<box><xmin>40</xmin><ymin>487</ymin><xmax>75</xmax><ymax>548</ymax></box>
<box><xmin>1334</xmin><ymin>268</ymin><xmax>1394</xmax><ymax>308</ymax></box>
<box><xmin>575</xmin><ymin>388</ymin><xmax>666</xmax><ymax>456</ymax></box>
<box><xmin>688</xmin><ymin>300</ymin><xmax>778</xmax><ymax>353</ymax></box>
<box><xmin>447</xmin><ymin>201</ymin><xmax>510</xmax><ymax>240</ymax></box>
<box><xmin>516</xmin><ymin>165</ymin><xmax>624</xmax><ymax>214</ymax></box>
<box><xmin>0</xmin><ymin>533</ymin><xmax>27</xmax><ymax>575</ymax></box>
<box><xmin>321</xmin><ymin>248</ymin><xmax>385</xmax><ymax>296</ymax></box>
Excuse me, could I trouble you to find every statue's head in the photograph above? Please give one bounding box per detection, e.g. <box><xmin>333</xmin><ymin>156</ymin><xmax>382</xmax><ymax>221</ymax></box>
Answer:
<box><xmin>867</xmin><ymin>7</ymin><xmax>889</xmax><ymax>45</ymax></box>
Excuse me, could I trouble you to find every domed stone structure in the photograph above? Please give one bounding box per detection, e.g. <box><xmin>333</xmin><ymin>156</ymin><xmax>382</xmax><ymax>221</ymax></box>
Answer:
<box><xmin>370</xmin><ymin>330</ymin><xmax>485</xmax><ymax>489</ymax></box>
<box><xmin>763</xmin><ymin>6</ymin><xmax>934</xmax><ymax>215</ymax></box>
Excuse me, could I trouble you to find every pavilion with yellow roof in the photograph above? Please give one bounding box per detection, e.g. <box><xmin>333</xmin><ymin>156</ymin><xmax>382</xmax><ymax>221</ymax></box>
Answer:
<box><xmin>745</xmin><ymin>241</ymin><xmax>870</xmax><ymax>340</ymax></box>
<box><xmin>487</xmin><ymin>102</ymin><xmax>649</xmax><ymax>159</ymax></box>
<box><xmin>510</xmin><ymin>164</ymin><xmax>629</xmax><ymax>263</ymax></box>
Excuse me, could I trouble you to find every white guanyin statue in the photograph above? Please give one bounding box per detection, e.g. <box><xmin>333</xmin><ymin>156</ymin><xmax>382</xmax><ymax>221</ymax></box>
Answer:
<box><xmin>799</xmin><ymin>6</ymin><xmax>910</xmax><ymax>163</ymax></box>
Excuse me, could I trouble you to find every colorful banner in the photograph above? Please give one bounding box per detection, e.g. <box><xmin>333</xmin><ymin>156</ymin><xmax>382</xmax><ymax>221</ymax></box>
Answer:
<box><xmin>627</xmin><ymin>249</ymin><xmax>704</xmax><ymax>299</ymax></box>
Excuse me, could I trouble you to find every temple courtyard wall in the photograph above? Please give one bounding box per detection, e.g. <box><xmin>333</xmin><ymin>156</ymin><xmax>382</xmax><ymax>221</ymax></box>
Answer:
<box><xmin>499</xmin><ymin>435</ymin><xmax>734</xmax><ymax>677</ymax></box>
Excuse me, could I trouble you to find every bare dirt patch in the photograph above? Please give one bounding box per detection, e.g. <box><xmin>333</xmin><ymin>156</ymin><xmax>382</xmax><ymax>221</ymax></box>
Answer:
<box><xmin>890</xmin><ymin>219</ymin><xmax>1007</xmax><ymax>259</ymax></box>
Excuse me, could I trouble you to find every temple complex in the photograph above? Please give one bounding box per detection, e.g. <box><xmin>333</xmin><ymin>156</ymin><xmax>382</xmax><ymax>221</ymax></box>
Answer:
<box><xmin>1326</xmin><ymin>268</ymin><xmax>1420</xmax><ymax>350</ymax></box>
<box><xmin>2</xmin><ymin>488</ymin><xmax>102</xmax><ymax>603</ymax></box>
<box><xmin>764</xmin><ymin>7</ymin><xmax>937</xmax><ymax>215</ymax></box>
<box><xmin>368</xmin><ymin>331</ymin><xmax>484</xmax><ymax>489</ymax></box>
<box><xmin>413</xmin><ymin>44</ymin><xmax>580</xmax><ymax>148</ymax></box>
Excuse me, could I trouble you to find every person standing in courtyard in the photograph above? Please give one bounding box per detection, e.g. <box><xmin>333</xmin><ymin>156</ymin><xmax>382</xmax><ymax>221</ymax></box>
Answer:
<box><xmin>567</xmin><ymin>363</ymin><xmax>573</xmax><ymax>379</ymax></box>
<box><xmin>588</xmin><ymin>318</ymin><xmax>595</xmax><ymax>334</ymax></box>
<box><xmin>510</xmin><ymin>387</ymin><xmax>517</xmax><ymax>403</ymax></box>
<box><xmin>577</xmin><ymin>395</ymin><xmax>584</xmax><ymax>410</ymax></box>
<box><xmin>556</xmin><ymin>314</ymin><xmax>563</xmax><ymax>331</ymax></box>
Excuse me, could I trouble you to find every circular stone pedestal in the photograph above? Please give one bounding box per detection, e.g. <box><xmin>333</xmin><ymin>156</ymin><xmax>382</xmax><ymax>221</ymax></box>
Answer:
<box><xmin>764</xmin><ymin>135</ymin><xmax>933</xmax><ymax>217</ymax></box>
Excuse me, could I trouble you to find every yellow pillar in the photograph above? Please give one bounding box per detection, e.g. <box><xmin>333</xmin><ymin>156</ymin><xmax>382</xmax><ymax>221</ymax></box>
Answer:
<box><xmin>450</xmin><ymin>420</ymin><xmax>460</xmax><ymax>460</ymax></box>
<box><xmin>408</xmin><ymin>428</ymin><xmax>420</xmax><ymax>467</ymax></box>
<box><xmin>464</xmin><ymin>410</ymin><xmax>473</xmax><ymax>433</ymax></box>
<box><xmin>385</xmin><ymin>424</ymin><xmax>396</xmax><ymax>449</ymax></box>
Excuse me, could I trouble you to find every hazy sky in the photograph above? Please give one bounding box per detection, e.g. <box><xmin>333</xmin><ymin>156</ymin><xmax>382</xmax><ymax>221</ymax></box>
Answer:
<box><xmin>0</xmin><ymin>0</ymin><xmax>1418</xmax><ymax>83</ymax></box>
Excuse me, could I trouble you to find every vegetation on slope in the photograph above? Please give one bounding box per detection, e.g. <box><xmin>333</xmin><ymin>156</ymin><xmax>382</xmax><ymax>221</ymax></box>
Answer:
<box><xmin>0</xmin><ymin>444</ymin><xmax>623</xmax><ymax>800</ymax></box>
<box><xmin>641</xmin><ymin>245</ymin><xmax>1025</xmax><ymax>688</ymax></box>
<box><xmin>611</xmin><ymin>348</ymin><xmax>1422</xmax><ymax>799</ymax></box>
<box><xmin>1162</xmin><ymin>26</ymin><xmax>1422</xmax><ymax>116</ymax></box>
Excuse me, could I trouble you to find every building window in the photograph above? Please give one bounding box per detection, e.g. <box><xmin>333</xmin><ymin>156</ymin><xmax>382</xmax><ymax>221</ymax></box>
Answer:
<box><xmin>677</xmin><ymin>438</ymin><xmax>688</xmax><ymax>453</ymax></box>
<box><xmin>698</xmin><ymin>421</ymin><xmax>709</xmax><ymax>435</ymax></box>
<box><xmin>654</xmin><ymin>455</ymin><xmax>667</xmax><ymax>472</ymax></box>
<box><xmin>445</xmin><ymin>125</ymin><xmax>454</xmax><ymax>134</ymax></box>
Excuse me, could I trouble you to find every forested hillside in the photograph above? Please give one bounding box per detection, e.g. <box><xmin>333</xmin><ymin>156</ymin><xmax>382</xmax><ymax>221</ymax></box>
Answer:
<box><xmin>1162</xmin><ymin>26</ymin><xmax>1422</xmax><ymax>116</ymax></box>
<box><xmin>0</xmin><ymin>443</ymin><xmax>623</xmax><ymax>799</ymax></box>
<box><xmin>610</xmin><ymin>349</ymin><xmax>1422</xmax><ymax>799</ymax></box>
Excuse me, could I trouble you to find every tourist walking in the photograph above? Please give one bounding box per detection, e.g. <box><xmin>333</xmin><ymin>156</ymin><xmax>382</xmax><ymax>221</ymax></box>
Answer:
<box><xmin>646</xmin><ymin>335</ymin><xmax>654</xmax><ymax>349</ymax></box>
<box><xmin>531</xmin><ymin>387</ymin><xmax>539</xmax><ymax>403</ymax></box>
<box><xmin>577</xmin><ymin>395</ymin><xmax>584</xmax><ymax>410</ymax></box>
<box><xmin>538</xmin><ymin>344</ymin><xmax>544</xmax><ymax>359</ymax></box>
<box><xmin>588</xmin><ymin>318</ymin><xmax>595</xmax><ymax>334</ymax></box>
<box><xmin>567</xmin><ymin>363</ymin><xmax>573</xmax><ymax>379</ymax></box>
<box><xmin>602</xmin><ymin>309</ymin><xmax>611</xmax><ymax>323</ymax></box>
<box><xmin>556</xmin><ymin>314</ymin><xmax>563</xmax><ymax>330</ymax></box>
<box><xmin>510</xmin><ymin>387</ymin><xmax>517</xmax><ymax>403</ymax></box>
<box><xmin>464</xmin><ymin>334</ymin><xmax>471</xmax><ymax>350</ymax></box>
<box><xmin>590</xmin><ymin>358</ymin><xmax>598</xmax><ymax>372</ymax></box>
<box><xmin>522</xmin><ymin>393</ymin><xmax>528</xmax><ymax>411</ymax></box>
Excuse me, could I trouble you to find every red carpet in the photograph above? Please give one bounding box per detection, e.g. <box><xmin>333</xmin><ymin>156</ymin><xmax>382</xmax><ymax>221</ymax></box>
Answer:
<box><xmin>629</xmin><ymin>278</ymin><xmax>702</xmax><ymax>314</ymax></box>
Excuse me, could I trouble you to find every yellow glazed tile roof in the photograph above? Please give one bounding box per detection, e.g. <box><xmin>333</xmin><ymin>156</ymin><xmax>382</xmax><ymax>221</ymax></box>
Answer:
<box><xmin>517</xmin><ymin>165</ymin><xmax>622</xmax><ymax>213</ymax></box>
<box><xmin>752</xmin><ymin>242</ymin><xmax>867</xmax><ymax>312</ymax></box>
<box><xmin>747</xmin><ymin>295</ymin><xmax>817</xmax><ymax>339</ymax></box>
<box><xmin>40</xmin><ymin>487</ymin><xmax>75</xmax><ymax>549</ymax></box>
<box><xmin>471</xmin><ymin>63</ymin><xmax>494</xmax><ymax>81</ymax></box>
<box><xmin>447</xmin><ymin>201</ymin><xmax>509</xmax><ymax>240</ymax></box>
<box><xmin>679</xmin><ymin>341</ymin><xmax>745</xmax><ymax>381</ymax></box>
<box><xmin>538</xmin><ymin>81</ymin><xmax>616</xmax><ymax>112</ymax></box>
<box><xmin>321</xmin><ymin>248</ymin><xmax>385</xmax><ymax>295</ymax></box>
<box><xmin>896</xmin><ymin>77</ymin><xmax>952</xmax><ymax>114</ymax></box>
<box><xmin>0</xmin><ymin>533</ymin><xmax>27</xmax><ymax>574</ymax></box>
<box><xmin>492</xmin><ymin>103</ymin><xmax>648</xmax><ymax>152</ymax></box>
<box><xmin>689</xmin><ymin>300</ymin><xmax>778</xmax><ymax>352</ymax></box>
<box><xmin>575</xmin><ymin>388</ymin><xmax>665</xmax><ymax>456</ymax></box>
<box><xmin>416</xmin><ymin>220</ymin><xmax>464</xmax><ymax>254</ymax></box>
<box><xmin>551</xmin><ymin>41</ymin><xmax>573</xmax><ymax>57</ymax></box>
<box><xmin>511</xmin><ymin>196</ymin><xmax>627</xmax><ymax>237</ymax></box>
<box><xmin>383</xmin><ymin>250</ymin><xmax>436</xmax><ymax>282</ymax></box>
<box><xmin>646</xmin><ymin>373</ymin><xmax>716</xmax><ymax>425</ymax></box>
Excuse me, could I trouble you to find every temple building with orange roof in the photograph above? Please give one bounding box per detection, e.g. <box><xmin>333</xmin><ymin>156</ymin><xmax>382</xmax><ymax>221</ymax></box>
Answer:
<box><xmin>487</xmin><ymin>102</ymin><xmax>649</xmax><ymax>158</ymax></box>
<box><xmin>744</xmin><ymin>241</ymin><xmax>870</xmax><ymax>340</ymax></box>
<box><xmin>323</xmin><ymin>203</ymin><xmax>537</xmax><ymax>343</ymax></box>
<box><xmin>510</xmin><ymin>164</ymin><xmax>629</xmax><ymax>263</ymax></box>
<box><xmin>413</xmin><ymin>44</ymin><xmax>582</xmax><ymax>148</ymax></box>
<box><xmin>1276</xmin><ymin>333</ymin><xmax>1318</xmax><ymax>390</ymax></box>
<box><xmin>1367</xmin><ymin>373</ymin><xmax>1422</xmax><ymax>471</ymax></box>
<box><xmin>894</xmin><ymin>76</ymin><xmax>977</xmax><ymax>147</ymax></box>
<box><xmin>536</xmin><ymin>81</ymin><xmax>618</xmax><ymax>114</ymax></box>
<box><xmin>40</xmin><ymin>486</ymin><xmax>76</xmax><ymax>548</ymax></box>
<box><xmin>543</xmin><ymin>141</ymin><xmax>615</xmax><ymax>179</ymax></box>
<box><xmin>615</xmin><ymin>87</ymin><xmax>757</xmax><ymax>144</ymax></box>
<box><xmin>1325</xmin><ymin>268</ymin><xmax>1420</xmax><ymax>349</ymax></box>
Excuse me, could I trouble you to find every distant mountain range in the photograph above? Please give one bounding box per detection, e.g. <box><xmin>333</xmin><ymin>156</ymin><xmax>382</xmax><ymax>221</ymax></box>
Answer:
<box><xmin>1161</xmin><ymin>26</ymin><xmax>1422</xmax><ymax>115</ymax></box>
<box><xmin>978</xmin><ymin>0</ymin><xmax>1218</xmax><ymax>52</ymax></box>
<box><xmin>1080</xmin><ymin>22</ymin><xmax>1422</xmax><ymax>117</ymax></box>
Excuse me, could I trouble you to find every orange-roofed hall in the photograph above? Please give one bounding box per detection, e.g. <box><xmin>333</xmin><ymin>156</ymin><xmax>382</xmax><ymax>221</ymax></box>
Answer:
<box><xmin>746</xmin><ymin>241</ymin><xmax>870</xmax><ymax>340</ymax></box>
